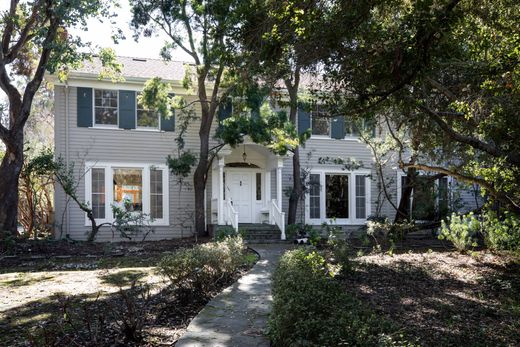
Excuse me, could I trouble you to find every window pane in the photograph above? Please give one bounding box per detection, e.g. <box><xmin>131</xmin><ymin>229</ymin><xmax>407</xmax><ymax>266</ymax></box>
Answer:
<box><xmin>137</xmin><ymin>110</ymin><xmax>159</xmax><ymax>128</ymax></box>
<box><xmin>438</xmin><ymin>177</ymin><xmax>449</xmax><ymax>218</ymax></box>
<box><xmin>136</xmin><ymin>92</ymin><xmax>160</xmax><ymax>128</ymax></box>
<box><xmin>356</xmin><ymin>175</ymin><xmax>366</xmax><ymax>219</ymax></box>
<box><xmin>91</xmin><ymin>168</ymin><xmax>105</xmax><ymax>219</ymax></box>
<box><xmin>311</xmin><ymin>105</ymin><xmax>330</xmax><ymax>136</ymax></box>
<box><xmin>309</xmin><ymin>174</ymin><xmax>321</xmax><ymax>219</ymax></box>
<box><xmin>150</xmin><ymin>169</ymin><xmax>163</xmax><ymax>219</ymax></box>
<box><xmin>94</xmin><ymin>89</ymin><xmax>118</xmax><ymax>125</ymax></box>
<box><xmin>95</xmin><ymin>107</ymin><xmax>118</xmax><ymax>125</ymax></box>
<box><xmin>412</xmin><ymin>176</ymin><xmax>436</xmax><ymax>220</ymax></box>
<box><xmin>326</xmin><ymin>175</ymin><xmax>349</xmax><ymax>219</ymax></box>
<box><xmin>113</xmin><ymin>168</ymin><xmax>143</xmax><ymax>212</ymax></box>
<box><xmin>256</xmin><ymin>172</ymin><xmax>262</xmax><ymax>200</ymax></box>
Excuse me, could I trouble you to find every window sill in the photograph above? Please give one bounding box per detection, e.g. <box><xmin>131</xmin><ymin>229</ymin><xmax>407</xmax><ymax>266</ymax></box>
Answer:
<box><xmin>310</xmin><ymin>135</ymin><xmax>331</xmax><ymax>139</ymax></box>
<box><xmin>133</xmin><ymin>127</ymin><xmax>161</xmax><ymax>132</ymax></box>
<box><xmin>89</xmin><ymin>126</ymin><xmax>123</xmax><ymax>130</ymax></box>
<box><xmin>305</xmin><ymin>218</ymin><xmax>367</xmax><ymax>226</ymax></box>
<box><xmin>85</xmin><ymin>220</ymin><xmax>170</xmax><ymax>227</ymax></box>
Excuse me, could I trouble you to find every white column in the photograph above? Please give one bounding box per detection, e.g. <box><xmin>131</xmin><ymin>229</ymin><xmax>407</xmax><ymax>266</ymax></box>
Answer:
<box><xmin>276</xmin><ymin>159</ymin><xmax>283</xmax><ymax>210</ymax></box>
<box><xmin>218</xmin><ymin>158</ymin><xmax>225</xmax><ymax>225</ymax></box>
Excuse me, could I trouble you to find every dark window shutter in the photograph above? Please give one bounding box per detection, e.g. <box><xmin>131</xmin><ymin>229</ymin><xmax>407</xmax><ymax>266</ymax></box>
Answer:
<box><xmin>331</xmin><ymin>115</ymin><xmax>345</xmax><ymax>139</ymax></box>
<box><xmin>118</xmin><ymin>90</ymin><xmax>136</xmax><ymax>130</ymax></box>
<box><xmin>77</xmin><ymin>87</ymin><xmax>93</xmax><ymax>127</ymax></box>
<box><xmin>161</xmin><ymin>93</ymin><xmax>176</xmax><ymax>132</ymax></box>
<box><xmin>297</xmin><ymin>103</ymin><xmax>311</xmax><ymax>135</ymax></box>
<box><xmin>218</xmin><ymin>98</ymin><xmax>233</xmax><ymax>122</ymax></box>
<box><xmin>160</xmin><ymin>111</ymin><xmax>175</xmax><ymax>131</ymax></box>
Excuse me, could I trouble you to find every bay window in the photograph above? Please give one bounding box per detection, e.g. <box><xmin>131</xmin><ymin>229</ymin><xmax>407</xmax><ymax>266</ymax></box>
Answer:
<box><xmin>306</xmin><ymin>171</ymin><xmax>370</xmax><ymax>224</ymax></box>
<box><xmin>85</xmin><ymin>163</ymin><xmax>169</xmax><ymax>226</ymax></box>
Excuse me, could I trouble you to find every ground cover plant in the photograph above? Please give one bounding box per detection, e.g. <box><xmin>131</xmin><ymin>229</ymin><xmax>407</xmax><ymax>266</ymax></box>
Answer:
<box><xmin>270</xmin><ymin>224</ymin><xmax>520</xmax><ymax>347</ymax></box>
<box><xmin>268</xmin><ymin>247</ymin><xmax>413</xmax><ymax>347</ymax></box>
<box><xmin>0</xmin><ymin>236</ymin><xmax>257</xmax><ymax>346</ymax></box>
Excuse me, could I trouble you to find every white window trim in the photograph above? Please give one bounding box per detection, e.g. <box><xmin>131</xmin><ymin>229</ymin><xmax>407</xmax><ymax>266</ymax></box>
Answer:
<box><xmin>135</xmin><ymin>92</ymin><xmax>161</xmax><ymax>131</ymax></box>
<box><xmin>92</xmin><ymin>88</ymin><xmax>119</xmax><ymax>128</ymax></box>
<box><xmin>396</xmin><ymin>170</ymin><xmax>453</xmax><ymax>221</ymax></box>
<box><xmin>305</xmin><ymin>169</ymin><xmax>371</xmax><ymax>225</ymax></box>
<box><xmin>84</xmin><ymin>162</ymin><xmax>170</xmax><ymax>227</ymax></box>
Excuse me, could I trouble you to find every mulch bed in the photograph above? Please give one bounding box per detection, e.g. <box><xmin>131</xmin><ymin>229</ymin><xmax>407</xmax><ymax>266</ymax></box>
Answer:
<box><xmin>0</xmin><ymin>237</ymin><xmax>212</xmax><ymax>272</ymax></box>
<box><xmin>343</xmin><ymin>246</ymin><xmax>520</xmax><ymax>346</ymax></box>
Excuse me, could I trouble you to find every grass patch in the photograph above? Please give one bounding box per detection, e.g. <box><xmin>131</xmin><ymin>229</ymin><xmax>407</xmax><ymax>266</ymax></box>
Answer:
<box><xmin>0</xmin><ymin>273</ymin><xmax>55</xmax><ymax>287</ymax></box>
<box><xmin>100</xmin><ymin>270</ymin><xmax>148</xmax><ymax>287</ymax></box>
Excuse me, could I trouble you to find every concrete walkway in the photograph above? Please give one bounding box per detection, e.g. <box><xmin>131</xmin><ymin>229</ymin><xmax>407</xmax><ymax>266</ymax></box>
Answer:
<box><xmin>176</xmin><ymin>244</ymin><xmax>289</xmax><ymax>347</ymax></box>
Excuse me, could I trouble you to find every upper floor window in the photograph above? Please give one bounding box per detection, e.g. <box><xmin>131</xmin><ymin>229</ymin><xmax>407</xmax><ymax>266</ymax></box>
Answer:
<box><xmin>94</xmin><ymin>89</ymin><xmax>118</xmax><ymax>125</ymax></box>
<box><xmin>311</xmin><ymin>105</ymin><xmax>330</xmax><ymax>136</ymax></box>
<box><xmin>345</xmin><ymin>118</ymin><xmax>376</xmax><ymax>137</ymax></box>
<box><xmin>136</xmin><ymin>92</ymin><xmax>160</xmax><ymax>129</ymax></box>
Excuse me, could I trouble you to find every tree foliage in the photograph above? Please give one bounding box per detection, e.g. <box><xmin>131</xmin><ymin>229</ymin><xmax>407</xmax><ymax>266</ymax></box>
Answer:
<box><xmin>315</xmin><ymin>0</ymin><xmax>520</xmax><ymax>215</ymax></box>
<box><xmin>0</xmin><ymin>0</ymin><xmax>113</xmax><ymax>234</ymax></box>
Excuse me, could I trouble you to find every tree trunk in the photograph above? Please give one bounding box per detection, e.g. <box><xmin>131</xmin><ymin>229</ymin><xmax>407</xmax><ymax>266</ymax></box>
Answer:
<box><xmin>394</xmin><ymin>167</ymin><xmax>416</xmax><ymax>223</ymax></box>
<box><xmin>288</xmin><ymin>147</ymin><xmax>302</xmax><ymax>225</ymax></box>
<box><xmin>193</xmin><ymin>97</ymin><xmax>211</xmax><ymax>237</ymax></box>
<box><xmin>0</xmin><ymin>130</ymin><xmax>24</xmax><ymax>235</ymax></box>
<box><xmin>285</xmin><ymin>69</ymin><xmax>301</xmax><ymax>225</ymax></box>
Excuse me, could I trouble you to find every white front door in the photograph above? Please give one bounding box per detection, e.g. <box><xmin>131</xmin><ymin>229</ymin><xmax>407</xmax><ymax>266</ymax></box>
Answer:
<box><xmin>228</xmin><ymin>172</ymin><xmax>252</xmax><ymax>223</ymax></box>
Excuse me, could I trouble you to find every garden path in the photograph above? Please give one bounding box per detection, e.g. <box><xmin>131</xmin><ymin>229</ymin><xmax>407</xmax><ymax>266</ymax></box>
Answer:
<box><xmin>175</xmin><ymin>244</ymin><xmax>290</xmax><ymax>347</ymax></box>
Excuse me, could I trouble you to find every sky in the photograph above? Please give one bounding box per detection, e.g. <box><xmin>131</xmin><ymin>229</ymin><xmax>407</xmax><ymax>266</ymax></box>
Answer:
<box><xmin>73</xmin><ymin>1</ymin><xmax>192</xmax><ymax>62</ymax></box>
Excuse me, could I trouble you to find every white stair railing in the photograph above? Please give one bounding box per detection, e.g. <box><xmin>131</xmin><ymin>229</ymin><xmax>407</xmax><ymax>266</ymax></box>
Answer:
<box><xmin>224</xmin><ymin>199</ymin><xmax>239</xmax><ymax>232</ymax></box>
<box><xmin>270</xmin><ymin>199</ymin><xmax>286</xmax><ymax>240</ymax></box>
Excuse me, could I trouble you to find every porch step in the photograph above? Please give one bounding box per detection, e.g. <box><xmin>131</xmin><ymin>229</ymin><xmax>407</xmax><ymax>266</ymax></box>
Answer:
<box><xmin>239</xmin><ymin>223</ymin><xmax>284</xmax><ymax>242</ymax></box>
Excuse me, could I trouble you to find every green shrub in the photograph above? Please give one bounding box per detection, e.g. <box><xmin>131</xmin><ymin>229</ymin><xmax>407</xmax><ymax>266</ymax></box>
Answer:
<box><xmin>482</xmin><ymin>211</ymin><xmax>520</xmax><ymax>252</ymax></box>
<box><xmin>438</xmin><ymin>212</ymin><xmax>480</xmax><ymax>252</ymax></box>
<box><xmin>269</xmin><ymin>248</ymin><xmax>411</xmax><ymax>346</ymax></box>
<box><xmin>286</xmin><ymin>223</ymin><xmax>314</xmax><ymax>240</ymax></box>
<box><xmin>157</xmin><ymin>236</ymin><xmax>247</xmax><ymax>296</ymax></box>
<box><xmin>329</xmin><ymin>239</ymin><xmax>352</xmax><ymax>275</ymax></box>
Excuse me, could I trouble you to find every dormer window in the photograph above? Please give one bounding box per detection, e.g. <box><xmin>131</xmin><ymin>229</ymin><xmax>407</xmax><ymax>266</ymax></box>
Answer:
<box><xmin>94</xmin><ymin>89</ymin><xmax>118</xmax><ymax>126</ymax></box>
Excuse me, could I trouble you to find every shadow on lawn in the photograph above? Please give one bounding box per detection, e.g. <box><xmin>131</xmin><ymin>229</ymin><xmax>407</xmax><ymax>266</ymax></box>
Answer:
<box><xmin>0</xmin><ymin>279</ymin><xmax>208</xmax><ymax>346</ymax></box>
<box><xmin>344</xmin><ymin>254</ymin><xmax>520</xmax><ymax>346</ymax></box>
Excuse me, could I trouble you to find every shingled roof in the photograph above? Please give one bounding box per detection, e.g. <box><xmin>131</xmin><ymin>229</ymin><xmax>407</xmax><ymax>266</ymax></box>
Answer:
<box><xmin>72</xmin><ymin>55</ymin><xmax>322</xmax><ymax>89</ymax></box>
<box><xmin>73</xmin><ymin>56</ymin><xmax>187</xmax><ymax>81</ymax></box>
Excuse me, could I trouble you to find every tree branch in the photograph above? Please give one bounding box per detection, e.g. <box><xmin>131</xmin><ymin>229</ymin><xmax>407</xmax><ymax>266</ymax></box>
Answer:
<box><xmin>402</xmin><ymin>162</ymin><xmax>520</xmax><ymax>213</ymax></box>
<box><xmin>417</xmin><ymin>103</ymin><xmax>520</xmax><ymax>165</ymax></box>
<box><xmin>4</xmin><ymin>0</ymin><xmax>44</xmax><ymax>63</ymax></box>
<box><xmin>1</xmin><ymin>0</ymin><xmax>18</xmax><ymax>56</ymax></box>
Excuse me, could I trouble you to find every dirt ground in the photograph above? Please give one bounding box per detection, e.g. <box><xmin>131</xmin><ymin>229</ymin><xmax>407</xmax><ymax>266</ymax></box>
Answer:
<box><xmin>344</xmin><ymin>249</ymin><xmax>520</xmax><ymax>346</ymax></box>
<box><xmin>0</xmin><ymin>237</ymin><xmax>246</xmax><ymax>346</ymax></box>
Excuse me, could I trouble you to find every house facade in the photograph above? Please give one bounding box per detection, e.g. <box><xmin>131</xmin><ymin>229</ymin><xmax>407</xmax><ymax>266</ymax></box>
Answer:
<box><xmin>51</xmin><ymin>57</ymin><xmax>480</xmax><ymax>241</ymax></box>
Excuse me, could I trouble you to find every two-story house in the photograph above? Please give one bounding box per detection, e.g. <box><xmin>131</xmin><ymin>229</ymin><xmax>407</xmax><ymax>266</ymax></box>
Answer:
<box><xmin>50</xmin><ymin>56</ymin><xmax>480</xmax><ymax>241</ymax></box>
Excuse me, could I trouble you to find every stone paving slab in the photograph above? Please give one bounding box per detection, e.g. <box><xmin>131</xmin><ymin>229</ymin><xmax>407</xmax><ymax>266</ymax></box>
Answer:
<box><xmin>175</xmin><ymin>244</ymin><xmax>289</xmax><ymax>347</ymax></box>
